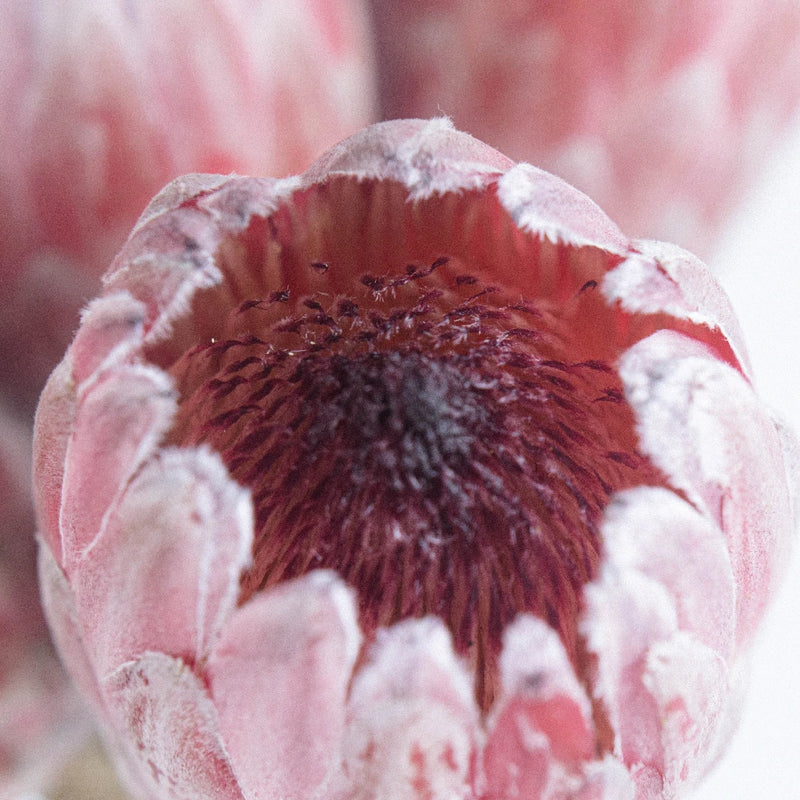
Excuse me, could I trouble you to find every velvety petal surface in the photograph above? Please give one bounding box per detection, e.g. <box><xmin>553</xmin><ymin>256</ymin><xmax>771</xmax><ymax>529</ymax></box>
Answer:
<box><xmin>73</xmin><ymin>446</ymin><xmax>251</xmax><ymax>677</ymax></box>
<box><xmin>583</xmin><ymin>488</ymin><xmax>737</xmax><ymax>795</ymax></box>
<box><xmin>302</xmin><ymin>117</ymin><xmax>512</xmax><ymax>199</ymax></box>
<box><xmin>59</xmin><ymin>364</ymin><xmax>174</xmax><ymax>569</ymax></box>
<box><xmin>598</xmin><ymin>487</ymin><xmax>736</xmax><ymax>657</ymax></box>
<box><xmin>496</xmin><ymin>163</ymin><xmax>628</xmax><ymax>254</ymax></box>
<box><xmin>482</xmin><ymin>616</ymin><xmax>595</xmax><ymax>799</ymax></box>
<box><xmin>619</xmin><ymin>330</ymin><xmax>795</xmax><ymax>642</ymax></box>
<box><xmin>103</xmin><ymin>651</ymin><xmax>242</xmax><ymax>800</ymax></box>
<box><xmin>208</xmin><ymin>572</ymin><xmax>359</xmax><ymax>800</ymax></box>
<box><xmin>338</xmin><ymin>618</ymin><xmax>478</xmax><ymax>800</ymax></box>
<box><xmin>603</xmin><ymin>241</ymin><xmax>750</xmax><ymax>375</ymax></box>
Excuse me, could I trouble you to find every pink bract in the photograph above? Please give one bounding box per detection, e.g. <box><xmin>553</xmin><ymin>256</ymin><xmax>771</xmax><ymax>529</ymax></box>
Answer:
<box><xmin>370</xmin><ymin>1</ymin><xmax>800</xmax><ymax>257</ymax></box>
<box><xmin>0</xmin><ymin>401</ymin><xmax>91</xmax><ymax>798</ymax></box>
<box><xmin>0</xmin><ymin>0</ymin><xmax>376</xmax><ymax>410</ymax></box>
<box><xmin>34</xmin><ymin>119</ymin><xmax>798</xmax><ymax>800</ymax></box>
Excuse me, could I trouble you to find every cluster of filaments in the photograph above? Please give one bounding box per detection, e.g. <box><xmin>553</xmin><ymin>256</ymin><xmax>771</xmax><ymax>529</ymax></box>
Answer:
<box><xmin>171</xmin><ymin>255</ymin><xmax>651</xmax><ymax>709</ymax></box>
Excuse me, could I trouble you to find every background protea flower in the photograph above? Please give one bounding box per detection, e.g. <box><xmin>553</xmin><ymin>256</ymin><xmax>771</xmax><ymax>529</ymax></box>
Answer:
<box><xmin>369</xmin><ymin>0</ymin><xmax>800</xmax><ymax>259</ymax></box>
<box><xmin>33</xmin><ymin>119</ymin><xmax>797</xmax><ymax>799</ymax></box>
<box><xmin>0</xmin><ymin>0</ymin><xmax>376</xmax><ymax>411</ymax></box>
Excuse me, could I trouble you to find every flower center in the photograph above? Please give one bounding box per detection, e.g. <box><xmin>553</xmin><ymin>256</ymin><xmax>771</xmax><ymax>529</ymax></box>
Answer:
<box><xmin>170</xmin><ymin>253</ymin><xmax>657</xmax><ymax>710</ymax></box>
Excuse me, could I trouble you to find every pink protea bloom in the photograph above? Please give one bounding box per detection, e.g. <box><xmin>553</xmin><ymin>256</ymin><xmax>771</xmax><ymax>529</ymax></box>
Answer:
<box><xmin>369</xmin><ymin>1</ymin><xmax>800</xmax><ymax>257</ymax></box>
<box><xmin>34</xmin><ymin>119</ymin><xmax>797</xmax><ymax>800</ymax></box>
<box><xmin>0</xmin><ymin>0</ymin><xmax>376</xmax><ymax>409</ymax></box>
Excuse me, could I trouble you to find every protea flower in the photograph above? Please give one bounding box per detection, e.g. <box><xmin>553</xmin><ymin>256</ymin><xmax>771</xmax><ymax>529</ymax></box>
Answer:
<box><xmin>369</xmin><ymin>0</ymin><xmax>800</xmax><ymax>257</ymax></box>
<box><xmin>0</xmin><ymin>0</ymin><xmax>376</xmax><ymax>410</ymax></box>
<box><xmin>34</xmin><ymin>119</ymin><xmax>797</xmax><ymax>800</ymax></box>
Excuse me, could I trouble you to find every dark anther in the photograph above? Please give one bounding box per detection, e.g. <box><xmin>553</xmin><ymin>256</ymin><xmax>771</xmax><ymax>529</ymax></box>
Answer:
<box><xmin>606</xmin><ymin>451</ymin><xmax>641</xmax><ymax>469</ymax></box>
<box><xmin>336</xmin><ymin>299</ymin><xmax>359</xmax><ymax>318</ymax></box>
<box><xmin>237</xmin><ymin>299</ymin><xmax>264</xmax><ymax>313</ymax></box>
<box><xmin>361</xmin><ymin>274</ymin><xmax>387</xmax><ymax>292</ymax></box>
<box><xmin>594</xmin><ymin>387</ymin><xmax>625</xmax><ymax>403</ymax></box>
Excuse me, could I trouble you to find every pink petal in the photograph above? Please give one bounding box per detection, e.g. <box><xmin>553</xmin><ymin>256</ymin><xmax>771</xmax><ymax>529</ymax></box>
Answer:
<box><xmin>602</xmin><ymin>241</ymin><xmax>750</xmax><ymax>376</ymax></box>
<box><xmin>32</xmin><ymin>359</ymin><xmax>78</xmax><ymax>559</ymax></box>
<box><xmin>569</xmin><ymin>757</ymin><xmax>636</xmax><ymax>800</ymax></box>
<box><xmin>207</xmin><ymin>572</ymin><xmax>359</xmax><ymax>800</ymax></box>
<box><xmin>338</xmin><ymin>618</ymin><xmax>477</xmax><ymax>800</ymax></box>
<box><xmin>195</xmin><ymin>176</ymin><xmax>287</xmax><ymax>234</ymax></box>
<box><xmin>104</xmin><ymin>204</ymin><xmax>225</xmax><ymax>345</ymax></box>
<box><xmin>131</xmin><ymin>174</ymin><xmax>235</xmax><ymax>237</ymax></box>
<box><xmin>496</xmin><ymin>163</ymin><xmax>628</xmax><ymax>254</ymax></box>
<box><xmin>302</xmin><ymin>117</ymin><xmax>513</xmax><ymax>199</ymax></box>
<box><xmin>69</xmin><ymin>293</ymin><xmax>148</xmax><ymax>386</ymax></box>
<box><xmin>583</xmin><ymin>489</ymin><xmax>737</xmax><ymax>792</ymax></box>
<box><xmin>643</xmin><ymin>633</ymin><xmax>727</xmax><ymax>791</ymax></box>
<box><xmin>2</xmin><ymin>404</ymin><xmax>92</xmax><ymax>797</ymax></box>
<box><xmin>35</xmin><ymin>293</ymin><xmax>155</xmax><ymax>564</ymax></box>
<box><xmin>37</xmin><ymin>539</ymin><xmax>103</xmax><ymax>712</ymax></box>
<box><xmin>102</xmin><ymin>651</ymin><xmax>243</xmax><ymax>800</ymax></box>
<box><xmin>0</xmin><ymin>539</ymin><xmax>94</xmax><ymax>798</ymax></box>
<box><xmin>29</xmin><ymin>117</ymin><xmax>797</xmax><ymax>800</ymax></box>
<box><xmin>599</xmin><ymin>487</ymin><xmax>736</xmax><ymax>658</ymax></box>
<box><xmin>74</xmin><ymin>448</ymin><xmax>252</xmax><ymax>677</ymax></box>
<box><xmin>58</xmin><ymin>363</ymin><xmax>175</xmax><ymax>572</ymax></box>
<box><xmin>619</xmin><ymin>329</ymin><xmax>797</xmax><ymax>643</ymax></box>
<box><xmin>583</xmin><ymin>569</ymin><xmax>673</xmax><ymax>787</ymax></box>
<box><xmin>483</xmin><ymin>616</ymin><xmax>594</xmax><ymax>799</ymax></box>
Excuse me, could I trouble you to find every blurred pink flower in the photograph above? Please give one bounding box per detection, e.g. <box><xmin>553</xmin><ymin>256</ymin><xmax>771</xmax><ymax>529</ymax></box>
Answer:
<box><xmin>0</xmin><ymin>0</ymin><xmax>376</xmax><ymax>410</ymax></box>
<box><xmin>370</xmin><ymin>1</ymin><xmax>800</xmax><ymax>258</ymax></box>
<box><xmin>34</xmin><ymin>119</ymin><xmax>797</xmax><ymax>799</ymax></box>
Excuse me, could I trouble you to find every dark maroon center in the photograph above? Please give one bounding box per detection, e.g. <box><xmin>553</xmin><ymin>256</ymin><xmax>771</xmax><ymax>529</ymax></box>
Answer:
<box><xmin>171</xmin><ymin>255</ymin><xmax>657</xmax><ymax>709</ymax></box>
